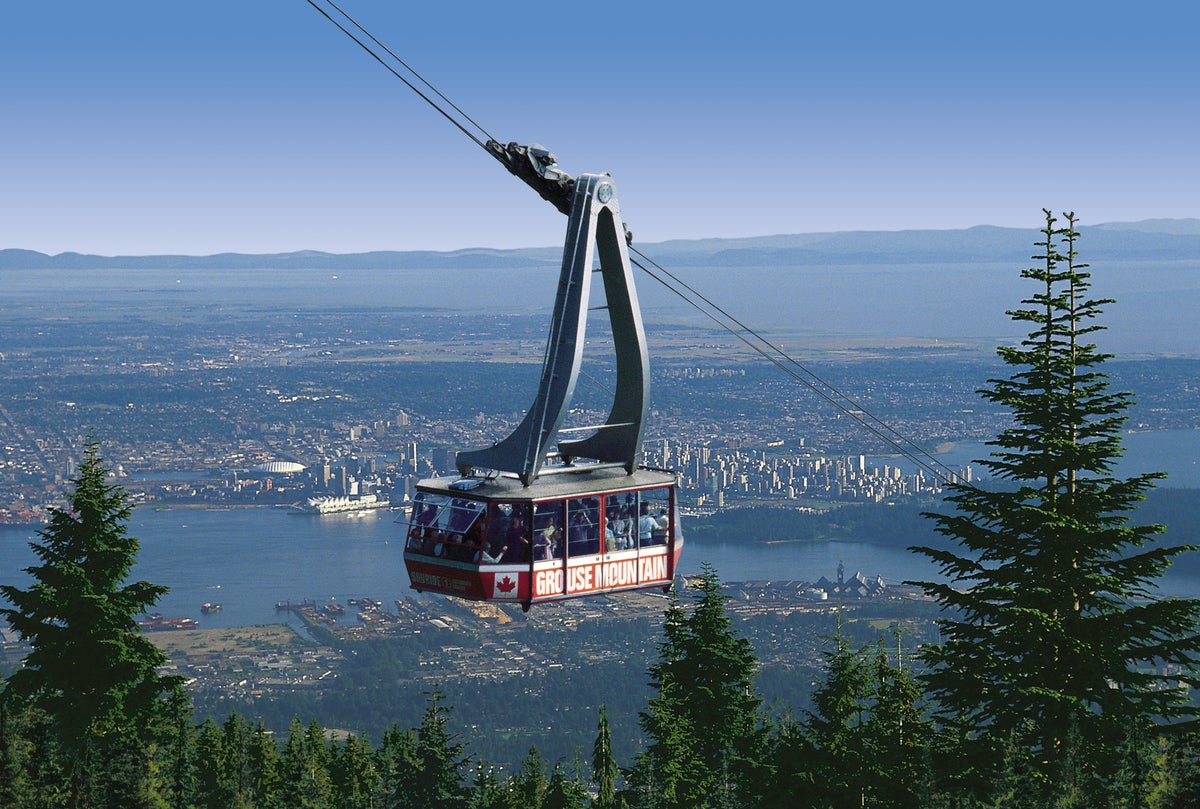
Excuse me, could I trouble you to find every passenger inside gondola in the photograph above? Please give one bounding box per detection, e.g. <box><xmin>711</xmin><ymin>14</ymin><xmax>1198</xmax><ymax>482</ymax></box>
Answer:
<box><xmin>634</xmin><ymin>487</ymin><xmax>672</xmax><ymax>546</ymax></box>
<box><xmin>637</xmin><ymin>502</ymin><xmax>659</xmax><ymax>546</ymax></box>
<box><xmin>408</xmin><ymin>497</ymin><xmax>440</xmax><ymax>551</ymax></box>
<box><xmin>407</xmin><ymin>495</ymin><xmax>489</xmax><ymax>560</ymax></box>
<box><xmin>566</xmin><ymin>496</ymin><xmax>600</xmax><ymax>556</ymax></box>
<box><xmin>533</xmin><ymin>502</ymin><xmax>562</xmax><ymax>560</ymax></box>
<box><xmin>605</xmin><ymin>493</ymin><xmax>631</xmax><ymax>550</ymax></box>
<box><xmin>504</xmin><ymin>506</ymin><xmax>530</xmax><ymax>563</ymax></box>
<box><xmin>479</xmin><ymin>537</ymin><xmax>507</xmax><ymax>564</ymax></box>
<box><xmin>481</xmin><ymin>503</ymin><xmax>510</xmax><ymax>565</ymax></box>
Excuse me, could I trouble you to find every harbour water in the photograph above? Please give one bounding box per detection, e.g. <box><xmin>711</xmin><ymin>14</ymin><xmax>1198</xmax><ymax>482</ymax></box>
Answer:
<box><xmin>2</xmin><ymin>506</ymin><xmax>945</xmax><ymax>629</ymax></box>
<box><xmin>2</xmin><ymin>430</ymin><xmax>1198</xmax><ymax>628</ymax></box>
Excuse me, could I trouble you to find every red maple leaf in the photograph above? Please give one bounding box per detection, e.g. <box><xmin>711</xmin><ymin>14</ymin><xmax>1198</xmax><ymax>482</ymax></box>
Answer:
<box><xmin>496</xmin><ymin>575</ymin><xmax>516</xmax><ymax>593</ymax></box>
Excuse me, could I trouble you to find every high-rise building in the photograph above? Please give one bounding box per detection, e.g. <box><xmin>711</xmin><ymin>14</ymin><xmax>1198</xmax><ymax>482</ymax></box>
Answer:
<box><xmin>433</xmin><ymin>448</ymin><xmax>456</xmax><ymax>475</ymax></box>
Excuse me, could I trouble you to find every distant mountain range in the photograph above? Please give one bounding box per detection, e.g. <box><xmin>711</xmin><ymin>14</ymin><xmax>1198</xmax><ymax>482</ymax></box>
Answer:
<box><xmin>4</xmin><ymin>219</ymin><xmax>1199</xmax><ymax>270</ymax></box>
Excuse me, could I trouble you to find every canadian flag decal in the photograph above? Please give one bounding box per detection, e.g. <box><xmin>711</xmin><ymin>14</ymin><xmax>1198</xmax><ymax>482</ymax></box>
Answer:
<box><xmin>492</xmin><ymin>574</ymin><xmax>518</xmax><ymax>599</ymax></box>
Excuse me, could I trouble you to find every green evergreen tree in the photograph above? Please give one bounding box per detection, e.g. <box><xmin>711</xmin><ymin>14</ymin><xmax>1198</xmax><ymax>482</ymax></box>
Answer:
<box><xmin>761</xmin><ymin>720</ymin><xmax>813</xmax><ymax>808</ymax></box>
<box><xmin>194</xmin><ymin>717</ymin><xmax>229</xmax><ymax>809</ymax></box>
<box><xmin>514</xmin><ymin>745</ymin><xmax>548</xmax><ymax>809</ymax></box>
<box><xmin>635</xmin><ymin>564</ymin><xmax>767</xmax><ymax>808</ymax></box>
<box><xmin>0</xmin><ymin>440</ymin><xmax>183</xmax><ymax>807</ymax></box>
<box><xmin>4</xmin><ymin>704</ymin><xmax>70</xmax><ymax>808</ymax></box>
<box><xmin>592</xmin><ymin>704</ymin><xmax>618</xmax><ymax>809</ymax></box>
<box><xmin>381</xmin><ymin>691</ymin><xmax>469</xmax><ymax>809</ymax></box>
<box><xmin>911</xmin><ymin>212</ymin><xmax>1200</xmax><ymax>787</ymax></box>
<box><xmin>466</xmin><ymin>766</ymin><xmax>507</xmax><ymax>809</ymax></box>
<box><xmin>279</xmin><ymin>717</ymin><xmax>334</xmax><ymax>809</ymax></box>
<box><xmin>986</xmin><ymin>728</ymin><xmax>1041</xmax><ymax>809</ymax></box>
<box><xmin>544</xmin><ymin>761</ymin><xmax>590</xmax><ymax>809</ymax></box>
<box><xmin>247</xmin><ymin>719</ymin><xmax>281</xmax><ymax>809</ymax></box>
<box><xmin>160</xmin><ymin>687</ymin><xmax>197</xmax><ymax>809</ymax></box>
<box><xmin>1160</xmin><ymin>728</ymin><xmax>1200</xmax><ymax>809</ymax></box>
<box><xmin>100</xmin><ymin>731</ymin><xmax>169</xmax><ymax>809</ymax></box>
<box><xmin>797</xmin><ymin>623</ymin><xmax>874</xmax><ymax>808</ymax></box>
<box><xmin>862</xmin><ymin>635</ymin><xmax>931</xmax><ymax>808</ymax></box>
<box><xmin>331</xmin><ymin>731</ymin><xmax>378</xmax><ymax>809</ymax></box>
<box><xmin>0</xmin><ymin>700</ymin><xmax>34</xmax><ymax>808</ymax></box>
<box><xmin>631</xmin><ymin>679</ymin><xmax>704</xmax><ymax>809</ymax></box>
<box><xmin>374</xmin><ymin>723</ymin><xmax>418</xmax><ymax>809</ymax></box>
<box><xmin>1103</xmin><ymin>723</ymin><xmax>1169</xmax><ymax>809</ymax></box>
<box><xmin>222</xmin><ymin>711</ymin><xmax>256</xmax><ymax>809</ymax></box>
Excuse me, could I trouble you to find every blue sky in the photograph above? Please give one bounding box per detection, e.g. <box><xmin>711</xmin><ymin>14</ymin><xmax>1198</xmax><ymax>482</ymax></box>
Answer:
<box><xmin>3</xmin><ymin>1</ymin><xmax>1196</xmax><ymax>255</ymax></box>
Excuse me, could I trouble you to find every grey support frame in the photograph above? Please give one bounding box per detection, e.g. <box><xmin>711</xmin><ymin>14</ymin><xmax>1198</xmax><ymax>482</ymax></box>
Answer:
<box><xmin>456</xmin><ymin>173</ymin><xmax>649</xmax><ymax>485</ymax></box>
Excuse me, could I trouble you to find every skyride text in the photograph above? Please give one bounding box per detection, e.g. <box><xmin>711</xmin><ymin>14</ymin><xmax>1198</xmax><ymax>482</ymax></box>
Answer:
<box><xmin>534</xmin><ymin>552</ymin><xmax>669</xmax><ymax>599</ymax></box>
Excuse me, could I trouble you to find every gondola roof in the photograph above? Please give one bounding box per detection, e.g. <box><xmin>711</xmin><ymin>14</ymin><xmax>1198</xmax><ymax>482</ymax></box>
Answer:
<box><xmin>418</xmin><ymin>467</ymin><xmax>676</xmax><ymax>502</ymax></box>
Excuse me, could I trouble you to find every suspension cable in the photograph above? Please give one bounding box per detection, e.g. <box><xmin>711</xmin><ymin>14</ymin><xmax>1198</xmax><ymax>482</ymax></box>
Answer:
<box><xmin>304</xmin><ymin>0</ymin><xmax>493</xmax><ymax>151</ymax></box>
<box><xmin>631</xmin><ymin>247</ymin><xmax>964</xmax><ymax>484</ymax></box>
<box><xmin>631</xmin><ymin>257</ymin><xmax>961</xmax><ymax>484</ymax></box>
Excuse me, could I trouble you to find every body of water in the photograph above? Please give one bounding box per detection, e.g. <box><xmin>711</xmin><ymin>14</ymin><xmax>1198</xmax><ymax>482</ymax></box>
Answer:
<box><xmin>1</xmin><ymin>506</ymin><xmax>948</xmax><ymax>629</ymax></box>
<box><xmin>3</xmin><ymin>430</ymin><xmax>1199</xmax><ymax>627</ymax></box>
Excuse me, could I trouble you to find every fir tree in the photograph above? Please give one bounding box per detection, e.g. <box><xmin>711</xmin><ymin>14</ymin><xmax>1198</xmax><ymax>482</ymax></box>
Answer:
<box><xmin>911</xmin><ymin>212</ymin><xmax>1200</xmax><ymax>785</ymax></box>
<box><xmin>161</xmin><ymin>687</ymin><xmax>197</xmax><ymax>809</ymax></box>
<box><xmin>592</xmin><ymin>704</ymin><xmax>618</xmax><ymax>809</ymax></box>
<box><xmin>375</xmin><ymin>722</ymin><xmax>419</xmax><ymax>808</ymax></box>
<box><xmin>761</xmin><ymin>720</ymin><xmax>813</xmax><ymax>809</ymax></box>
<box><xmin>246</xmin><ymin>719</ymin><xmax>281</xmax><ymax>809</ymax></box>
<box><xmin>412</xmin><ymin>691</ymin><xmax>469</xmax><ymax>809</ymax></box>
<box><xmin>635</xmin><ymin>564</ymin><xmax>767</xmax><ymax>808</ymax></box>
<box><xmin>221</xmin><ymin>711</ymin><xmax>256</xmax><ymax>808</ymax></box>
<box><xmin>1160</xmin><ymin>728</ymin><xmax>1200</xmax><ymax>808</ymax></box>
<box><xmin>632</xmin><ymin>679</ymin><xmax>704</xmax><ymax>809</ymax></box>
<box><xmin>466</xmin><ymin>766</ymin><xmax>506</xmax><ymax>809</ymax></box>
<box><xmin>193</xmin><ymin>718</ymin><xmax>226</xmax><ymax>809</ymax></box>
<box><xmin>544</xmin><ymin>761</ymin><xmax>590</xmax><ymax>809</ymax></box>
<box><xmin>332</xmin><ymin>731</ymin><xmax>379</xmax><ymax>809</ymax></box>
<box><xmin>794</xmin><ymin>622</ymin><xmax>874</xmax><ymax>808</ymax></box>
<box><xmin>862</xmin><ymin>635</ymin><xmax>930</xmax><ymax>808</ymax></box>
<box><xmin>0</xmin><ymin>439</ymin><xmax>183</xmax><ymax>806</ymax></box>
<box><xmin>1104</xmin><ymin>723</ymin><xmax>1170</xmax><ymax>809</ymax></box>
<box><xmin>514</xmin><ymin>745</ymin><xmax>549</xmax><ymax>809</ymax></box>
<box><xmin>279</xmin><ymin>717</ymin><xmax>334</xmax><ymax>809</ymax></box>
<box><xmin>0</xmin><ymin>700</ymin><xmax>34</xmax><ymax>808</ymax></box>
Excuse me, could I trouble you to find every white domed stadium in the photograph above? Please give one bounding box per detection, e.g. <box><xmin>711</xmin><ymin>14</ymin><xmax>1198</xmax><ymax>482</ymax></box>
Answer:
<box><xmin>250</xmin><ymin>461</ymin><xmax>307</xmax><ymax>475</ymax></box>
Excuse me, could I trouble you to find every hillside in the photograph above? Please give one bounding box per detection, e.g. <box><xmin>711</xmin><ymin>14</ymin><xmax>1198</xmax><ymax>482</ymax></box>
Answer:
<box><xmin>4</xmin><ymin>218</ymin><xmax>1199</xmax><ymax>270</ymax></box>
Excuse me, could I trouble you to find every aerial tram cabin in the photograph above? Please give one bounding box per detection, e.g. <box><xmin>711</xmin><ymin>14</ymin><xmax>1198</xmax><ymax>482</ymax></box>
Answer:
<box><xmin>403</xmin><ymin>146</ymin><xmax>683</xmax><ymax>609</ymax></box>
<box><xmin>404</xmin><ymin>468</ymin><xmax>680</xmax><ymax>607</ymax></box>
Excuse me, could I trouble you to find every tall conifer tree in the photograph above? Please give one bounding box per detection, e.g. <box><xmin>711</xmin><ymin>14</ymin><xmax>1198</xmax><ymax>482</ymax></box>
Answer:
<box><xmin>0</xmin><ymin>440</ymin><xmax>182</xmax><ymax>806</ymax></box>
<box><xmin>413</xmin><ymin>691</ymin><xmax>469</xmax><ymax>809</ymax></box>
<box><xmin>911</xmin><ymin>212</ymin><xmax>1200</xmax><ymax>784</ymax></box>
<box><xmin>635</xmin><ymin>564</ymin><xmax>766</xmax><ymax>808</ymax></box>
<box><xmin>592</xmin><ymin>704</ymin><xmax>617</xmax><ymax>809</ymax></box>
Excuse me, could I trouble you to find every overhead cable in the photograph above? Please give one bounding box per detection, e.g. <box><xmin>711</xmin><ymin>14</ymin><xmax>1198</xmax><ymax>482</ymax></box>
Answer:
<box><xmin>631</xmin><ymin>247</ymin><xmax>964</xmax><ymax>484</ymax></box>
<box><xmin>304</xmin><ymin>0</ymin><xmax>493</xmax><ymax>150</ymax></box>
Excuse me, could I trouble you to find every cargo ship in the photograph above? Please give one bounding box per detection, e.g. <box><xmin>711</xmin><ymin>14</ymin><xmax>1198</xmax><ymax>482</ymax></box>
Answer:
<box><xmin>138</xmin><ymin>613</ymin><xmax>200</xmax><ymax>631</ymax></box>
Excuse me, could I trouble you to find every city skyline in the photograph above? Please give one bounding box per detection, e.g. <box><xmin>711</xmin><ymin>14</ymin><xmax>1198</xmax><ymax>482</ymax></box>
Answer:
<box><xmin>3</xmin><ymin>1</ymin><xmax>1197</xmax><ymax>256</ymax></box>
